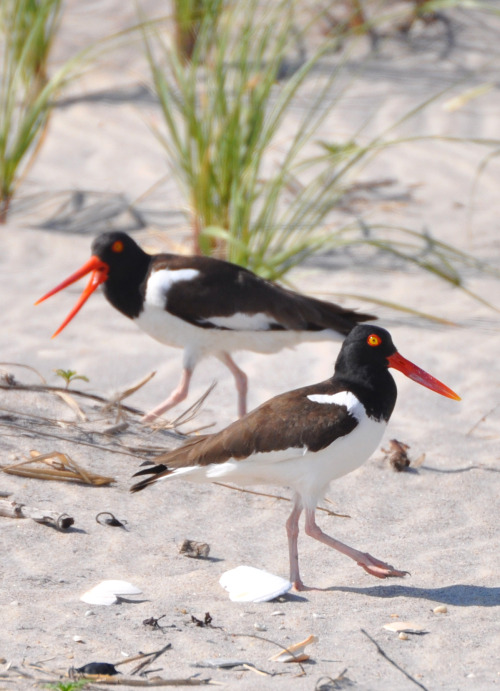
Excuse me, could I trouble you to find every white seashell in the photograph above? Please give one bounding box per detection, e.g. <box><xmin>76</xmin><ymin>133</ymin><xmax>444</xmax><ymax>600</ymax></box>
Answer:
<box><xmin>433</xmin><ymin>605</ymin><xmax>448</xmax><ymax>614</ymax></box>
<box><xmin>269</xmin><ymin>634</ymin><xmax>318</xmax><ymax>662</ymax></box>
<box><xmin>72</xmin><ymin>635</ymin><xmax>85</xmax><ymax>643</ymax></box>
<box><xmin>383</xmin><ymin>621</ymin><xmax>426</xmax><ymax>634</ymax></box>
<box><xmin>254</xmin><ymin>622</ymin><xmax>267</xmax><ymax>631</ymax></box>
<box><xmin>219</xmin><ymin>566</ymin><xmax>292</xmax><ymax>603</ymax></box>
<box><xmin>80</xmin><ymin>580</ymin><xmax>142</xmax><ymax>606</ymax></box>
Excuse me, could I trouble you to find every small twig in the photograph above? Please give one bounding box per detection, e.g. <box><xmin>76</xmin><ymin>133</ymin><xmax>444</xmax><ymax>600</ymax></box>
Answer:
<box><xmin>466</xmin><ymin>403</ymin><xmax>500</xmax><ymax>436</ymax></box>
<box><xmin>231</xmin><ymin>633</ymin><xmax>307</xmax><ymax>675</ymax></box>
<box><xmin>360</xmin><ymin>629</ymin><xmax>429</xmax><ymax>691</ymax></box>
<box><xmin>101</xmin><ymin>371</ymin><xmax>157</xmax><ymax>412</ymax></box>
<box><xmin>213</xmin><ymin>483</ymin><xmax>350</xmax><ymax>518</ymax></box>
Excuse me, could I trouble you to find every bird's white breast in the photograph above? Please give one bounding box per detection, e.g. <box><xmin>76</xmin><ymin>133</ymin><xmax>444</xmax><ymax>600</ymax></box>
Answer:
<box><xmin>159</xmin><ymin>392</ymin><xmax>387</xmax><ymax>510</ymax></box>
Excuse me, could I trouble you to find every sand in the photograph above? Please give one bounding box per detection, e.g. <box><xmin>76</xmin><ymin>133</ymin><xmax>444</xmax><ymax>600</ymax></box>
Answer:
<box><xmin>1</xmin><ymin>2</ymin><xmax>499</xmax><ymax>689</ymax></box>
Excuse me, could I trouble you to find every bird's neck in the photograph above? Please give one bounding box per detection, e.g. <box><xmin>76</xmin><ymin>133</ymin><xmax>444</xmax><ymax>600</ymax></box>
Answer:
<box><xmin>336</xmin><ymin>367</ymin><xmax>397</xmax><ymax>422</ymax></box>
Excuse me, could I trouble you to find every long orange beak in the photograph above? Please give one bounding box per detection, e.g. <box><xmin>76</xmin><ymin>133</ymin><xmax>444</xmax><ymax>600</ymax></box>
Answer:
<box><xmin>388</xmin><ymin>351</ymin><xmax>460</xmax><ymax>401</ymax></box>
<box><xmin>35</xmin><ymin>256</ymin><xmax>109</xmax><ymax>338</ymax></box>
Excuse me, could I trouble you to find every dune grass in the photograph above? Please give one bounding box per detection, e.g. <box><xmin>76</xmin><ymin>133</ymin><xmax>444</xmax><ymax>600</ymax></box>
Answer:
<box><xmin>141</xmin><ymin>0</ymin><xmax>499</xmax><ymax>311</ymax></box>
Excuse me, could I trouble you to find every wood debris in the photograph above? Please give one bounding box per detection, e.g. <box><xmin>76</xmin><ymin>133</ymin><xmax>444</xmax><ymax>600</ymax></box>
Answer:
<box><xmin>0</xmin><ymin>498</ymin><xmax>74</xmax><ymax>530</ymax></box>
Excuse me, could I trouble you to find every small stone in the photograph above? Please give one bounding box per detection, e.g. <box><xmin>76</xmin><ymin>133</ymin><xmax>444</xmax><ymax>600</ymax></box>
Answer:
<box><xmin>398</xmin><ymin>632</ymin><xmax>409</xmax><ymax>640</ymax></box>
<box><xmin>254</xmin><ymin>622</ymin><xmax>267</xmax><ymax>631</ymax></box>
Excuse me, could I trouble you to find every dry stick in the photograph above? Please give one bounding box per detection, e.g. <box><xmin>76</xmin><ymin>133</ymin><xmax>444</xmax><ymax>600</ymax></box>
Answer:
<box><xmin>466</xmin><ymin>403</ymin><xmax>500</xmax><ymax>436</ymax></box>
<box><xmin>70</xmin><ymin>677</ymin><xmax>213</xmax><ymax>686</ymax></box>
<box><xmin>360</xmin><ymin>629</ymin><xmax>429</xmax><ymax>691</ymax></box>
<box><xmin>0</xmin><ymin>383</ymin><xmax>143</xmax><ymax>415</ymax></box>
<box><xmin>0</xmin><ymin>498</ymin><xmax>74</xmax><ymax>530</ymax></box>
<box><xmin>213</xmin><ymin>482</ymin><xmax>350</xmax><ymax>518</ymax></box>
<box><xmin>231</xmin><ymin>633</ymin><xmax>307</xmax><ymax>676</ymax></box>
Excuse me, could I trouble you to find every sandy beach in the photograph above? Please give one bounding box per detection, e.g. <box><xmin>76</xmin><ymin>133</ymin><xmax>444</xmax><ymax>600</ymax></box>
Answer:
<box><xmin>1</xmin><ymin>2</ymin><xmax>499</xmax><ymax>689</ymax></box>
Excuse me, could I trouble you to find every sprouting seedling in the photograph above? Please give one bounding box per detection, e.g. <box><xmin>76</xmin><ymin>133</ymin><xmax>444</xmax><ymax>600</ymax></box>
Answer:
<box><xmin>44</xmin><ymin>680</ymin><xmax>90</xmax><ymax>691</ymax></box>
<box><xmin>54</xmin><ymin>369</ymin><xmax>89</xmax><ymax>389</ymax></box>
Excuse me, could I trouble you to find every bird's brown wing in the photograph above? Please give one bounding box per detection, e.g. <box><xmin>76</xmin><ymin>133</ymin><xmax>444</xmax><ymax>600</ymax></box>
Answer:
<box><xmin>131</xmin><ymin>380</ymin><xmax>358</xmax><ymax>492</ymax></box>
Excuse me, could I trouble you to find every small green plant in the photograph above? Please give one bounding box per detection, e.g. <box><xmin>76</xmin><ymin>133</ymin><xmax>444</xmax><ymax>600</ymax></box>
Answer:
<box><xmin>45</xmin><ymin>679</ymin><xmax>90</xmax><ymax>691</ymax></box>
<box><xmin>54</xmin><ymin>369</ymin><xmax>89</xmax><ymax>389</ymax></box>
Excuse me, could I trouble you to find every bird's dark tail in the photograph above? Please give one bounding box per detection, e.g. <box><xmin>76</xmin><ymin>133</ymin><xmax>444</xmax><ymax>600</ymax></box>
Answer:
<box><xmin>130</xmin><ymin>463</ymin><xmax>170</xmax><ymax>492</ymax></box>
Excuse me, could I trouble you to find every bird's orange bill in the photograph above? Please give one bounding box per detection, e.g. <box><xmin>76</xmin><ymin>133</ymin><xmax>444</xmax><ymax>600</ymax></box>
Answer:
<box><xmin>388</xmin><ymin>351</ymin><xmax>460</xmax><ymax>401</ymax></box>
<box><xmin>35</xmin><ymin>256</ymin><xmax>109</xmax><ymax>338</ymax></box>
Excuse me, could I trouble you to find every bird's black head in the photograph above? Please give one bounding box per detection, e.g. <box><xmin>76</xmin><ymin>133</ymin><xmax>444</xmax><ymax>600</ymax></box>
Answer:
<box><xmin>90</xmin><ymin>232</ymin><xmax>148</xmax><ymax>280</ymax></box>
<box><xmin>334</xmin><ymin>324</ymin><xmax>460</xmax><ymax>420</ymax></box>
<box><xmin>35</xmin><ymin>232</ymin><xmax>152</xmax><ymax>334</ymax></box>
<box><xmin>336</xmin><ymin>324</ymin><xmax>397</xmax><ymax>374</ymax></box>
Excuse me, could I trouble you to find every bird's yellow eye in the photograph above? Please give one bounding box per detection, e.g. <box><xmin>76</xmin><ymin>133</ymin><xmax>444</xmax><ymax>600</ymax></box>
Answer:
<box><xmin>367</xmin><ymin>333</ymin><xmax>382</xmax><ymax>347</ymax></box>
<box><xmin>112</xmin><ymin>240</ymin><xmax>124</xmax><ymax>253</ymax></box>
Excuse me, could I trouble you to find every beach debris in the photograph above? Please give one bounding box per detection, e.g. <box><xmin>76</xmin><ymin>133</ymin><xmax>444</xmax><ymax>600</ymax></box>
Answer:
<box><xmin>96</xmin><ymin>512</ymin><xmax>127</xmax><ymax>529</ymax></box>
<box><xmin>433</xmin><ymin>605</ymin><xmax>448</xmax><ymax>614</ymax></box>
<box><xmin>74</xmin><ymin>662</ymin><xmax>119</xmax><ymax>676</ymax></box>
<box><xmin>219</xmin><ymin>566</ymin><xmax>292</xmax><ymax>603</ymax></box>
<box><xmin>80</xmin><ymin>580</ymin><xmax>142</xmax><ymax>606</ymax></box>
<box><xmin>269</xmin><ymin>634</ymin><xmax>317</xmax><ymax>663</ymax></box>
<box><xmin>315</xmin><ymin>670</ymin><xmax>352</xmax><ymax>690</ymax></box>
<box><xmin>195</xmin><ymin>659</ymin><xmax>250</xmax><ymax>669</ymax></box>
<box><xmin>254</xmin><ymin>622</ymin><xmax>267</xmax><ymax>632</ymax></box>
<box><xmin>361</xmin><ymin>628</ymin><xmax>428</xmax><ymax>690</ymax></box>
<box><xmin>2</xmin><ymin>450</ymin><xmax>114</xmax><ymax>486</ymax></box>
<box><xmin>190</xmin><ymin>612</ymin><xmax>213</xmax><ymax>627</ymax></box>
<box><xmin>143</xmin><ymin>614</ymin><xmax>168</xmax><ymax>631</ymax></box>
<box><xmin>383</xmin><ymin>621</ymin><xmax>427</xmax><ymax>634</ymax></box>
<box><xmin>0</xmin><ymin>498</ymin><xmax>74</xmax><ymax>530</ymax></box>
<box><xmin>381</xmin><ymin>439</ymin><xmax>426</xmax><ymax>472</ymax></box>
<box><xmin>178</xmin><ymin>538</ymin><xmax>210</xmax><ymax>558</ymax></box>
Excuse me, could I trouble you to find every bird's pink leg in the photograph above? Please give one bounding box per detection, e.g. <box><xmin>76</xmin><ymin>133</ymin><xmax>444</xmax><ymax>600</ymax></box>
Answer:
<box><xmin>286</xmin><ymin>497</ymin><xmax>304</xmax><ymax>590</ymax></box>
<box><xmin>304</xmin><ymin>509</ymin><xmax>408</xmax><ymax>579</ymax></box>
<box><xmin>218</xmin><ymin>352</ymin><xmax>248</xmax><ymax>418</ymax></box>
<box><xmin>141</xmin><ymin>367</ymin><xmax>193</xmax><ymax>423</ymax></box>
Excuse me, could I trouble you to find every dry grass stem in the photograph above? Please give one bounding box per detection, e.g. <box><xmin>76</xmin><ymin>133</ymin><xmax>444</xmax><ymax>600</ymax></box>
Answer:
<box><xmin>213</xmin><ymin>482</ymin><xmax>350</xmax><ymax>518</ymax></box>
<box><xmin>2</xmin><ymin>449</ymin><xmax>114</xmax><ymax>485</ymax></box>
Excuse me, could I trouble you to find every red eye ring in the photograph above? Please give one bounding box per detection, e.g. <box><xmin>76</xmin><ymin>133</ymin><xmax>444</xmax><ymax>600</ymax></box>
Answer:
<box><xmin>112</xmin><ymin>240</ymin><xmax>124</xmax><ymax>253</ymax></box>
<box><xmin>367</xmin><ymin>333</ymin><xmax>382</xmax><ymax>347</ymax></box>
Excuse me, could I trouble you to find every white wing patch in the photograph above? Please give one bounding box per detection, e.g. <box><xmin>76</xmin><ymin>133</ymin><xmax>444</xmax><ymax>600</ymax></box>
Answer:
<box><xmin>202</xmin><ymin>312</ymin><xmax>279</xmax><ymax>331</ymax></box>
<box><xmin>307</xmin><ymin>391</ymin><xmax>365</xmax><ymax>422</ymax></box>
<box><xmin>145</xmin><ymin>268</ymin><xmax>200</xmax><ymax>308</ymax></box>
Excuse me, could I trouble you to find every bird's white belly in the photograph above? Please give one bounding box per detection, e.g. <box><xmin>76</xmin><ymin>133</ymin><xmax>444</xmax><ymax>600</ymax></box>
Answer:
<box><xmin>135</xmin><ymin>302</ymin><xmax>342</xmax><ymax>361</ymax></box>
<box><xmin>164</xmin><ymin>415</ymin><xmax>387</xmax><ymax>509</ymax></box>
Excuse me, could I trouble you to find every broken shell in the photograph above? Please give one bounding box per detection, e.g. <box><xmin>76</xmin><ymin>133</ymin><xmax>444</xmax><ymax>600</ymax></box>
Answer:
<box><xmin>80</xmin><ymin>580</ymin><xmax>142</xmax><ymax>606</ymax></box>
<box><xmin>254</xmin><ymin>622</ymin><xmax>267</xmax><ymax>631</ymax></box>
<box><xmin>433</xmin><ymin>605</ymin><xmax>448</xmax><ymax>614</ymax></box>
<box><xmin>383</xmin><ymin>621</ymin><xmax>426</xmax><ymax>634</ymax></box>
<box><xmin>219</xmin><ymin>566</ymin><xmax>292</xmax><ymax>603</ymax></box>
<box><xmin>269</xmin><ymin>634</ymin><xmax>317</xmax><ymax>663</ymax></box>
<box><xmin>72</xmin><ymin>635</ymin><xmax>85</xmax><ymax>643</ymax></box>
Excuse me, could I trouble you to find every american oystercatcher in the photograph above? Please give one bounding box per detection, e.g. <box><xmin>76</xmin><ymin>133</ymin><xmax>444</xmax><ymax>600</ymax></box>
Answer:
<box><xmin>131</xmin><ymin>324</ymin><xmax>460</xmax><ymax>590</ymax></box>
<box><xmin>35</xmin><ymin>231</ymin><xmax>374</xmax><ymax>421</ymax></box>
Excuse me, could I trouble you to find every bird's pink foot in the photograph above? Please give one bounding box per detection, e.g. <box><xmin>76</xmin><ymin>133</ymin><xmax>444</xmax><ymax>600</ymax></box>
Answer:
<box><xmin>356</xmin><ymin>552</ymin><xmax>409</xmax><ymax>579</ymax></box>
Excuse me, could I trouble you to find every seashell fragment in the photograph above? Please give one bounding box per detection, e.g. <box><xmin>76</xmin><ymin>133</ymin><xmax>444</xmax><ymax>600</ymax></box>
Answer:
<box><xmin>219</xmin><ymin>566</ymin><xmax>291</xmax><ymax>603</ymax></box>
<box><xmin>80</xmin><ymin>580</ymin><xmax>142</xmax><ymax>606</ymax></box>
<box><xmin>383</xmin><ymin>621</ymin><xmax>426</xmax><ymax>634</ymax></box>
<box><xmin>433</xmin><ymin>605</ymin><xmax>448</xmax><ymax>614</ymax></box>
<box><xmin>269</xmin><ymin>634</ymin><xmax>317</xmax><ymax>663</ymax></box>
